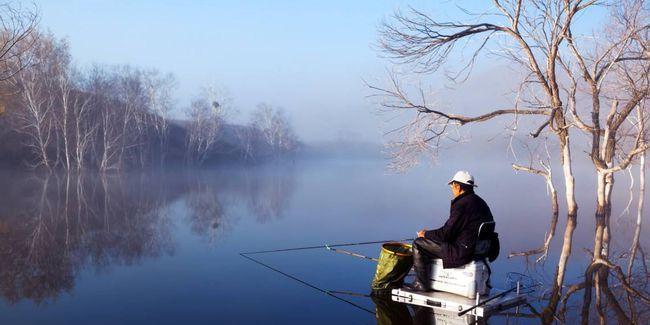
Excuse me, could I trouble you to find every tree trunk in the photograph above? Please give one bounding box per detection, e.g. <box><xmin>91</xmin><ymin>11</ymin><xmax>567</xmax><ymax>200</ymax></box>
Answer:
<box><xmin>62</xmin><ymin>86</ymin><xmax>71</xmax><ymax>170</ymax></box>
<box><xmin>627</xmin><ymin>131</ymin><xmax>646</xmax><ymax>323</ymax></box>
<box><xmin>543</xmin><ymin>137</ymin><xmax>578</xmax><ymax>324</ymax></box>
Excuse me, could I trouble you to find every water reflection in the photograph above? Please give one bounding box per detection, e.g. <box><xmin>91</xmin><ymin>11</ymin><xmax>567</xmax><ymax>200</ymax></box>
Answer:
<box><xmin>0</xmin><ymin>167</ymin><xmax>296</xmax><ymax>305</ymax></box>
<box><xmin>185</xmin><ymin>177</ymin><xmax>231</xmax><ymax>242</ymax></box>
<box><xmin>2</xmin><ymin>160</ymin><xmax>646</xmax><ymax>324</ymax></box>
<box><xmin>372</xmin><ymin>296</ymin><xmax>487</xmax><ymax>325</ymax></box>
<box><xmin>245</xmin><ymin>170</ymin><xmax>295</xmax><ymax>224</ymax></box>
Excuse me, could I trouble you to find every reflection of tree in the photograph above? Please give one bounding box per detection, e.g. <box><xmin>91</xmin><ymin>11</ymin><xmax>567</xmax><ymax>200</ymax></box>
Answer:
<box><xmin>183</xmin><ymin>165</ymin><xmax>297</xmax><ymax>241</ymax></box>
<box><xmin>0</xmin><ymin>172</ymin><xmax>178</xmax><ymax>304</ymax></box>
<box><xmin>0</xmin><ymin>165</ymin><xmax>299</xmax><ymax>304</ymax></box>
<box><xmin>83</xmin><ymin>174</ymin><xmax>175</xmax><ymax>270</ymax></box>
<box><xmin>185</xmin><ymin>179</ymin><xmax>231</xmax><ymax>243</ymax></box>
<box><xmin>244</xmin><ymin>165</ymin><xmax>296</xmax><ymax>224</ymax></box>
<box><xmin>0</xmin><ymin>175</ymin><xmax>76</xmax><ymax>304</ymax></box>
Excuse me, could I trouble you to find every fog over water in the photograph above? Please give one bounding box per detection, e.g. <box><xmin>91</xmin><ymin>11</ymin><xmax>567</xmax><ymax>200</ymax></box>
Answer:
<box><xmin>0</xmin><ymin>155</ymin><xmax>646</xmax><ymax>324</ymax></box>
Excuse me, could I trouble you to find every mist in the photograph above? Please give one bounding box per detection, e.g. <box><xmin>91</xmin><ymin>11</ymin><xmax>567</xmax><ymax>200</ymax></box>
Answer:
<box><xmin>1</xmin><ymin>1</ymin><xmax>648</xmax><ymax>324</ymax></box>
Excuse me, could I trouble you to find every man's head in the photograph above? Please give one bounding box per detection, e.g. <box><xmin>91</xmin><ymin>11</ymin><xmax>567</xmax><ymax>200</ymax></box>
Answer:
<box><xmin>448</xmin><ymin>171</ymin><xmax>477</xmax><ymax>197</ymax></box>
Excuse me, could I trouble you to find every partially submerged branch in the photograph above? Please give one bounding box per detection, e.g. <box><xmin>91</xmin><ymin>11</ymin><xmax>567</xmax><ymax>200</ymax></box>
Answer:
<box><xmin>509</xmin><ymin>161</ymin><xmax>559</xmax><ymax>263</ymax></box>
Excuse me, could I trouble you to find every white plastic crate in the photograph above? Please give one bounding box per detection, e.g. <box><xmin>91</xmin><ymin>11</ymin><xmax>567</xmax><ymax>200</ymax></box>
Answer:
<box><xmin>429</xmin><ymin>258</ymin><xmax>490</xmax><ymax>298</ymax></box>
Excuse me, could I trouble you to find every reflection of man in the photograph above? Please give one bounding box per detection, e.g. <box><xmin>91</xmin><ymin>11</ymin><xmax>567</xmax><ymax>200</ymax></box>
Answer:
<box><xmin>407</xmin><ymin>171</ymin><xmax>494</xmax><ymax>292</ymax></box>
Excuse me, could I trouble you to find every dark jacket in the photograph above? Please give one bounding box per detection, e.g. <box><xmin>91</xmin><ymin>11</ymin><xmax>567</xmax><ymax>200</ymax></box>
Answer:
<box><xmin>424</xmin><ymin>191</ymin><xmax>494</xmax><ymax>268</ymax></box>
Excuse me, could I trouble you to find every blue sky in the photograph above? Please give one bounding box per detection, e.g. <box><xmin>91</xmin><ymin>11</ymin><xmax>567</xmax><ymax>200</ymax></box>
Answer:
<box><xmin>35</xmin><ymin>1</ymin><xmax>404</xmax><ymax>141</ymax></box>
<box><xmin>34</xmin><ymin>1</ymin><xmax>605</xmax><ymax>142</ymax></box>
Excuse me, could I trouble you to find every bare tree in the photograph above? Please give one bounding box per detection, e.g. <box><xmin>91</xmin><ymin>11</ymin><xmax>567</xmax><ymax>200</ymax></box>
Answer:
<box><xmin>82</xmin><ymin>65</ymin><xmax>171</xmax><ymax>171</ymax></box>
<box><xmin>0</xmin><ymin>2</ymin><xmax>37</xmax><ymax>87</ymax></box>
<box><xmin>563</xmin><ymin>2</ymin><xmax>650</xmax><ymax>322</ymax></box>
<box><xmin>55</xmin><ymin>68</ymin><xmax>95</xmax><ymax>171</ymax></box>
<box><xmin>234</xmin><ymin>124</ymin><xmax>256</xmax><ymax>162</ymax></box>
<box><xmin>185</xmin><ymin>86</ymin><xmax>230</xmax><ymax>165</ymax></box>
<box><xmin>250</xmin><ymin>103</ymin><xmax>298</xmax><ymax>155</ymax></box>
<box><xmin>12</xmin><ymin>33</ymin><xmax>68</xmax><ymax>169</ymax></box>
<box><xmin>112</xmin><ymin>66</ymin><xmax>148</xmax><ymax>169</ymax></box>
<box><xmin>1</xmin><ymin>29</ymin><xmax>181</xmax><ymax>171</ymax></box>
<box><xmin>142</xmin><ymin>69</ymin><xmax>175</xmax><ymax>165</ymax></box>
<box><xmin>57</xmin><ymin>64</ymin><xmax>73</xmax><ymax>170</ymax></box>
<box><xmin>67</xmin><ymin>76</ymin><xmax>94</xmax><ymax>170</ymax></box>
<box><xmin>83</xmin><ymin>66</ymin><xmax>122</xmax><ymax>172</ymax></box>
<box><xmin>14</xmin><ymin>69</ymin><xmax>53</xmax><ymax>168</ymax></box>
<box><xmin>625</xmin><ymin>105</ymin><xmax>647</xmax><ymax>324</ymax></box>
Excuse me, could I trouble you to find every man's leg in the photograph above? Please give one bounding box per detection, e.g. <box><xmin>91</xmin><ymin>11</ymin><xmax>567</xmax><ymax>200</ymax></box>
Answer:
<box><xmin>410</xmin><ymin>237</ymin><xmax>443</xmax><ymax>291</ymax></box>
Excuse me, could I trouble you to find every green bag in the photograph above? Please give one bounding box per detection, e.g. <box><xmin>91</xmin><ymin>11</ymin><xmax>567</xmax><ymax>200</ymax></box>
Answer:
<box><xmin>371</xmin><ymin>242</ymin><xmax>414</xmax><ymax>295</ymax></box>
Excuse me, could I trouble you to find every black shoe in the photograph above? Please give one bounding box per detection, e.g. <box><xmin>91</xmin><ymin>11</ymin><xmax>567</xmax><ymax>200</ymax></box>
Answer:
<box><xmin>403</xmin><ymin>281</ymin><xmax>431</xmax><ymax>292</ymax></box>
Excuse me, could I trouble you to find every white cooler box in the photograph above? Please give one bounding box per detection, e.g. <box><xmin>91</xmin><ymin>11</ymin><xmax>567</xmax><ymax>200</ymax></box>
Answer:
<box><xmin>429</xmin><ymin>258</ymin><xmax>490</xmax><ymax>298</ymax></box>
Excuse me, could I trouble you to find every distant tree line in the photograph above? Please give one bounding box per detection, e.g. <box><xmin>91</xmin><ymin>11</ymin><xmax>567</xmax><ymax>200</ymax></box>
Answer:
<box><xmin>0</xmin><ymin>6</ymin><xmax>298</xmax><ymax>171</ymax></box>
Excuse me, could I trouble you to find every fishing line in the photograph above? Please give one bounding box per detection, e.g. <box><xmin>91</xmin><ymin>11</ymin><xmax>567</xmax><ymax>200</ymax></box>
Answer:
<box><xmin>239</xmin><ymin>252</ymin><xmax>375</xmax><ymax>314</ymax></box>
<box><xmin>240</xmin><ymin>237</ymin><xmax>414</xmax><ymax>255</ymax></box>
<box><xmin>238</xmin><ymin>238</ymin><xmax>414</xmax><ymax>315</ymax></box>
<box><xmin>242</xmin><ymin>238</ymin><xmax>533</xmax><ymax>319</ymax></box>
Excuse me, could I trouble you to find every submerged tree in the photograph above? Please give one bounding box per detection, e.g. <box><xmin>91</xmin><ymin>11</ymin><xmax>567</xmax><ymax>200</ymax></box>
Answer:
<box><xmin>373</xmin><ymin>1</ymin><xmax>648</xmax><ymax>323</ymax></box>
<box><xmin>185</xmin><ymin>86</ymin><xmax>231</xmax><ymax>165</ymax></box>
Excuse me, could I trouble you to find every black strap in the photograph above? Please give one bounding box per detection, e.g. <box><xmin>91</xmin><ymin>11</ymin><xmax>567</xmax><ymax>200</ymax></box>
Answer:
<box><xmin>481</xmin><ymin>258</ymin><xmax>492</xmax><ymax>289</ymax></box>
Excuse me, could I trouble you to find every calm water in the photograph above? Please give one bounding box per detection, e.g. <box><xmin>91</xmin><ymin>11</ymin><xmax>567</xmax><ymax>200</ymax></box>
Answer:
<box><xmin>0</xmin><ymin>158</ymin><xmax>647</xmax><ymax>324</ymax></box>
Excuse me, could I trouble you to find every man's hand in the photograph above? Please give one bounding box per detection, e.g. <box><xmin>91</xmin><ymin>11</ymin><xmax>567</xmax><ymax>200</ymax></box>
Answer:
<box><xmin>417</xmin><ymin>229</ymin><xmax>427</xmax><ymax>238</ymax></box>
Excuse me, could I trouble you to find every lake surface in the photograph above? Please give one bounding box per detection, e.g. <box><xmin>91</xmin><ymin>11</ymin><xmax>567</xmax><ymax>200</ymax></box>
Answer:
<box><xmin>0</xmin><ymin>158</ymin><xmax>647</xmax><ymax>324</ymax></box>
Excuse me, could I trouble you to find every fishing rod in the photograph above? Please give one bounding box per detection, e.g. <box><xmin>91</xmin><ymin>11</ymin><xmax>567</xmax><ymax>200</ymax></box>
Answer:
<box><xmin>240</xmin><ymin>237</ymin><xmax>414</xmax><ymax>255</ymax></box>
<box><xmin>465</xmin><ymin>302</ymin><xmax>540</xmax><ymax>325</ymax></box>
<box><xmin>457</xmin><ymin>283</ymin><xmax>542</xmax><ymax>317</ymax></box>
<box><xmin>327</xmin><ymin>290</ymin><xmax>371</xmax><ymax>298</ymax></box>
<box><xmin>325</xmin><ymin>246</ymin><xmax>379</xmax><ymax>262</ymax></box>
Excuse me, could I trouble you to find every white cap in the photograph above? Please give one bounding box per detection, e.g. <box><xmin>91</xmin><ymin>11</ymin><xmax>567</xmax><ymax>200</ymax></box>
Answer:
<box><xmin>448</xmin><ymin>170</ymin><xmax>477</xmax><ymax>187</ymax></box>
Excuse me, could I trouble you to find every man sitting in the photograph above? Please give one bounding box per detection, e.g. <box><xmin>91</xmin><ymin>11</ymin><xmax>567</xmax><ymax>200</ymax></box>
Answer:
<box><xmin>408</xmin><ymin>171</ymin><xmax>495</xmax><ymax>292</ymax></box>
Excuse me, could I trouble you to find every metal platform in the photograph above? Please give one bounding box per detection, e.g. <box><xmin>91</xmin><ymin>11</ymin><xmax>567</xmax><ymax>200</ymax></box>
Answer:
<box><xmin>391</xmin><ymin>288</ymin><xmax>527</xmax><ymax>317</ymax></box>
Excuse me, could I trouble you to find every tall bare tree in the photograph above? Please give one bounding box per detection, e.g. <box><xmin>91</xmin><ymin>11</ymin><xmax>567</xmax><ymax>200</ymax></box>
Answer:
<box><xmin>63</xmin><ymin>72</ymin><xmax>94</xmax><ymax>170</ymax></box>
<box><xmin>185</xmin><ymin>86</ymin><xmax>230</xmax><ymax>165</ymax></box>
<box><xmin>142</xmin><ymin>69</ymin><xmax>175</xmax><ymax>165</ymax></box>
<box><xmin>84</xmin><ymin>66</ymin><xmax>123</xmax><ymax>172</ymax></box>
<box><xmin>81</xmin><ymin>65</ymin><xmax>173</xmax><ymax>171</ymax></box>
<box><xmin>12</xmin><ymin>33</ymin><xmax>67</xmax><ymax>169</ymax></box>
